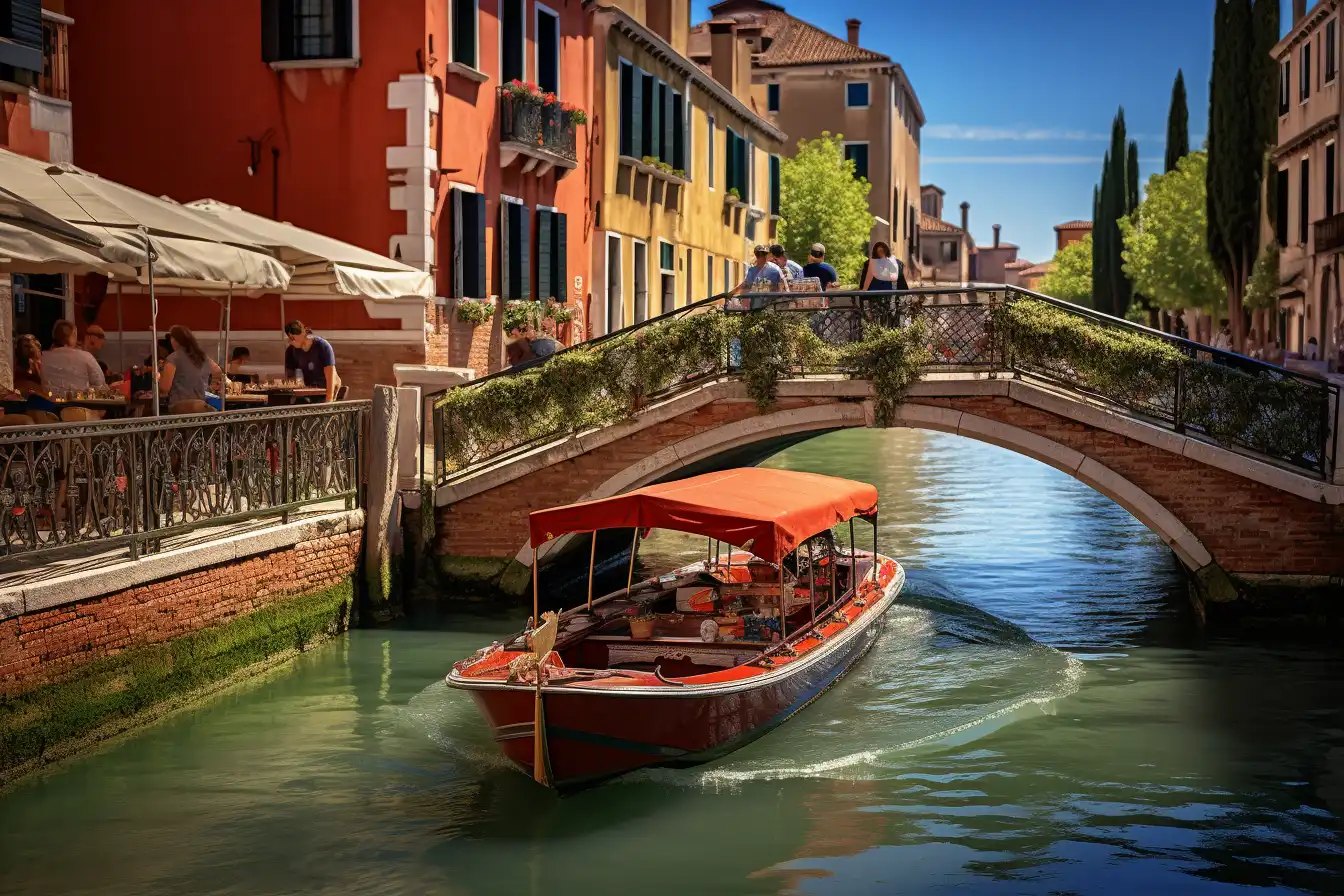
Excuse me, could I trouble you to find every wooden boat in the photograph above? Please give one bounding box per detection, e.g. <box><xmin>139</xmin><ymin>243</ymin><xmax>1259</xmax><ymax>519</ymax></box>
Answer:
<box><xmin>445</xmin><ymin>468</ymin><xmax>905</xmax><ymax>791</ymax></box>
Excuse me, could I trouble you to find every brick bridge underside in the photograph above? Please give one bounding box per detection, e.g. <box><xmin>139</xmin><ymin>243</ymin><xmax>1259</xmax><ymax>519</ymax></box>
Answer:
<box><xmin>431</xmin><ymin>377</ymin><xmax>1344</xmax><ymax>622</ymax></box>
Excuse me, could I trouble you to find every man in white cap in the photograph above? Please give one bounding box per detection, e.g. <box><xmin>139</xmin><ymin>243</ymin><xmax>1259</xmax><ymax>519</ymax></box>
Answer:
<box><xmin>802</xmin><ymin>243</ymin><xmax>839</xmax><ymax>291</ymax></box>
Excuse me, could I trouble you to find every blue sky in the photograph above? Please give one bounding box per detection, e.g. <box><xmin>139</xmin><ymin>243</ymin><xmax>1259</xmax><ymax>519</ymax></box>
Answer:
<box><xmin>692</xmin><ymin>0</ymin><xmax>1291</xmax><ymax>263</ymax></box>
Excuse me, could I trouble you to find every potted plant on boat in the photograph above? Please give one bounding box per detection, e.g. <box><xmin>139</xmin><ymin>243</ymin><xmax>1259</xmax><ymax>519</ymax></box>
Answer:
<box><xmin>629</xmin><ymin>606</ymin><xmax>656</xmax><ymax>640</ymax></box>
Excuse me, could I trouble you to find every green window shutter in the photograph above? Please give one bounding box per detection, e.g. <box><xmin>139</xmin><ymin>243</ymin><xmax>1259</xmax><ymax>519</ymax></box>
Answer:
<box><xmin>536</xmin><ymin>209</ymin><xmax>554</xmax><ymax>301</ymax></box>
<box><xmin>553</xmin><ymin>212</ymin><xmax>568</xmax><ymax>303</ymax></box>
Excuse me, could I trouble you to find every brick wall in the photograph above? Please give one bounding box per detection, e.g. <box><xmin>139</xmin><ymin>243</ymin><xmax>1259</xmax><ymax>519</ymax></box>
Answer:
<box><xmin>334</xmin><ymin>341</ymin><xmax>425</xmax><ymax>398</ymax></box>
<box><xmin>0</xmin><ymin>530</ymin><xmax>360</xmax><ymax>696</ymax></box>
<box><xmin>426</xmin><ymin>299</ymin><xmax>450</xmax><ymax>367</ymax></box>
<box><xmin>435</xmin><ymin>393</ymin><xmax>1344</xmax><ymax>579</ymax></box>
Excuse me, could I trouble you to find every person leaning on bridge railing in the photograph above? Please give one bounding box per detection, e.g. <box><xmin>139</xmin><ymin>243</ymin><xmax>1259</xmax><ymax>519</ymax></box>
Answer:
<box><xmin>730</xmin><ymin>245</ymin><xmax>784</xmax><ymax>310</ymax></box>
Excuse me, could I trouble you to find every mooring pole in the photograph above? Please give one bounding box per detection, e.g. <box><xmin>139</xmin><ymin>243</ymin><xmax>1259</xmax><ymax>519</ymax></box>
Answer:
<box><xmin>626</xmin><ymin>528</ymin><xmax>639</xmax><ymax>592</ymax></box>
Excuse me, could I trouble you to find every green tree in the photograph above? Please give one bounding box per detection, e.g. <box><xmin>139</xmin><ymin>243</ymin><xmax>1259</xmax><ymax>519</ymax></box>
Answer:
<box><xmin>1165</xmin><ymin>69</ymin><xmax>1190</xmax><ymax>173</ymax></box>
<box><xmin>1039</xmin><ymin>233</ymin><xmax>1094</xmax><ymax>308</ymax></box>
<box><xmin>1094</xmin><ymin>109</ymin><xmax>1135</xmax><ymax>318</ymax></box>
<box><xmin>778</xmin><ymin>132</ymin><xmax>875</xmax><ymax>287</ymax></box>
<box><xmin>1119</xmin><ymin>151</ymin><xmax>1225</xmax><ymax>316</ymax></box>
<box><xmin>1245</xmin><ymin>241</ymin><xmax>1280</xmax><ymax>312</ymax></box>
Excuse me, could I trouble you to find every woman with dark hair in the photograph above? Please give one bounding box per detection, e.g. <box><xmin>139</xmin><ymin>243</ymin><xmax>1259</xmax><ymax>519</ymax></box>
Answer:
<box><xmin>160</xmin><ymin>324</ymin><xmax>222</xmax><ymax>412</ymax></box>
<box><xmin>860</xmin><ymin>241</ymin><xmax>908</xmax><ymax>292</ymax></box>
<box><xmin>13</xmin><ymin>334</ymin><xmax>42</xmax><ymax>395</ymax></box>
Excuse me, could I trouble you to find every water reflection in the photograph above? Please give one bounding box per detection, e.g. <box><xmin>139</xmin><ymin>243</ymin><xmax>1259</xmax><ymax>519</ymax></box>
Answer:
<box><xmin>3</xmin><ymin>430</ymin><xmax>1344</xmax><ymax>895</ymax></box>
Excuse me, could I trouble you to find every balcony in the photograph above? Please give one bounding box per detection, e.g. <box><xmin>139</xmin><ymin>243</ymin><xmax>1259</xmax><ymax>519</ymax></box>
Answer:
<box><xmin>39</xmin><ymin>12</ymin><xmax>69</xmax><ymax>101</ymax></box>
<box><xmin>1314</xmin><ymin>212</ymin><xmax>1344</xmax><ymax>255</ymax></box>
<box><xmin>498</xmin><ymin>88</ymin><xmax>578</xmax><ymax>179</ymax></box>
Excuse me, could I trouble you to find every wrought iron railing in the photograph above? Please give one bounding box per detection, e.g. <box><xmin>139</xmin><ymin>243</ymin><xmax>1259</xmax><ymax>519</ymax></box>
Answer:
<box><xmin>1315</xmin><ymin>213</ymin><xmax>1344</xmax><ymax>255</ymax></box>
<box><xmin>498</xmin><ymin>89</ymin><xmax>577</xmax><ymax>162</ymax></box>
<box><xmin>0</xmin><ymin>402</ymin><xmax>368</xmax><ymax>569</ymax></box>
<box><xmin>427</xmin><ymin>286</ymin><xmax>1339</xmax><ymax>485</ymax></box>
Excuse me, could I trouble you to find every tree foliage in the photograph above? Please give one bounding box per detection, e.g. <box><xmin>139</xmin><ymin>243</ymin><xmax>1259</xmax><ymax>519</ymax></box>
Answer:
<box><xmin>1119</xmin><ymin>151</ymin><xmax>1225</xmax><ymax>315</ymax></box>
<box><xmin>778</xmin><ymin>132</ymin><xmax>875</xmax><ymax>287</ymax></box>
<box><xmin>1094</xmin><ymin>109</ymin><xmax>1139</xmax><ymax>318</ymax></box>
<box><xmin>1038</xmin><ymin>234</ymin><xmax>1094</xmax><ymax>308</ymax></box>
<box><xmin>1245</xmin><ymin>241</ymin><xmax>1280</xmax><ymax>311</ymax></box>
<box><xmin>1165</xmin><ymin>69</ymin><xmax>1190</xmax><ymax>173</ymax></box>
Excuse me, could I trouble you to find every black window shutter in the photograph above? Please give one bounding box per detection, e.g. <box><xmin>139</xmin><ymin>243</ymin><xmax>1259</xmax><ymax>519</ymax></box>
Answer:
<box><xmin>261</xmin><ymin>0</ymin><xmax>281</xmax><ymax>62</ymax></box>
<box><xmin>500</xmin><ymin>201</ymin><xmax>512</xmax><ymax>300</ymax></box>
<box><xmin>471</xmin><ymin>193</ymin><xmax>487</xmax><ymax>297</ymax></box>
<box><xmin>451</xmin><ymin>189</ymin><xmax>465</xmax><ymax>299</ymax></box>
<box><xmin>333</xmin><ymin>0</ymin><xmax>353</xmax><ymax>57</ymax></box>
<box><xmin>536</xmin><ymin>209</ymin><xmax>553</xmax><ymax>301</ymax></box>
<box><xmin>453</xmin><ymin>0</ymin><xmax>476</xmax><ymax>67</ymax></box>
<box><xmin>620</xmin><ymin>64</ymin><xmax>634</xmax><ymax>157</ymax></box>
<box><xmin>736</xmin><ymin>135</ymin><xmax>747</xmax><ymax>196</ymax></box>
<box><xmin>553</xmin><ymin>213</ymin><xmax>568</xmax><ymax>303</ymax></box>
<box><xmin>662</xmin><ymin>83</ymin><xmax>674</xmax><ymax>163</ymax></box>
<box><xmin>648</xmin><ymin>78</ymin><xmax>661</xmax><ymax>160</ymax></box>
<box><xmin>769</xmin><ymin>155</ymin><xmax>780</xmax><ymax>216</ymax></box>
<box><xmin>672</xmin><ymin>93</ymin><xmax>685</xmax><ymax>172</ymax></box>
<box><xmin>518</xmin><ymin>205</ymin><xmax>531</xmax><ymax>299</ymax></box>
<box><xmin>724</xmin><ymin>132</ymin><xmax>736</xmax><ymax>192</ymax></box>
<box><xmin>630</xmin><ymin>70</ymin><xmax>644</xmax><ymax>159</ymax></box>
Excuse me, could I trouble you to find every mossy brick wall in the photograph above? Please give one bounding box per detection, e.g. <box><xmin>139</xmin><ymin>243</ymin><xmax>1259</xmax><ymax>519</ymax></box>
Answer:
<box><xmin>0</xmin><ymin>530</ymin><xmax>360</xmax><ymax>696</ymax></box>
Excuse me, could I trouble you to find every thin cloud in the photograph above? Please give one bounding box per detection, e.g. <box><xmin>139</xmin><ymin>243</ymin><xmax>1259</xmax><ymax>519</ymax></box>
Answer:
<box><xmin>925</xmin><ymin>124</ymin><xmax>1188</xmax><ymax>144</ymax></box>
<box><xmin>924</xmin><ymin>155</ymin><xmax>1165</xmax><ymax>165</ymax></box>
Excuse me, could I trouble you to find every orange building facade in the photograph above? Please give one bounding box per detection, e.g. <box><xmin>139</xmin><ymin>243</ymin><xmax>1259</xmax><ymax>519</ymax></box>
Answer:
<box><xmin>65</xmin><ymin>0</ymin><xmax>593</xmax><ymax>392</ymax></box>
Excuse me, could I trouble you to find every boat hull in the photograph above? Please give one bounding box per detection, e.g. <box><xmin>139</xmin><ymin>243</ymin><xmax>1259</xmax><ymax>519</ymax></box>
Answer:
<box><xmin>459</xmin><ymin>562</ymin><xmax>903</xmax><ymax>791</ymax></box>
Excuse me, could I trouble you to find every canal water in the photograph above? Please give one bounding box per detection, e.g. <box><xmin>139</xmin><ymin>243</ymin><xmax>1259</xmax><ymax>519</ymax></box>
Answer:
<box><xmin>5</xmin><ymin>430</ymin><xmax>1344</xmax><ymax>895</ymax></box>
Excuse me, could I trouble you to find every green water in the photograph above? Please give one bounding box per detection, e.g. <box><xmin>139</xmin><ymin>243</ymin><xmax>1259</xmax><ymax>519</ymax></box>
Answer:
<box><xmin>4</xmin><ymin>429</ymin><xmax>1344</xmax><ymax>895</ymax></box>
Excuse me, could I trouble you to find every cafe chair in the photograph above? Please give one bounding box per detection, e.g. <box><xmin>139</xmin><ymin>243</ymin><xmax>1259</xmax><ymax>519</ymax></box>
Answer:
<box><xmin>168</xmin><ymin>399</ymin><xmax>213</xmax><ymax>415</ymax></box>
<box><xmin>28</xmin><ymin>410</ymin><xmax>59</xmax><ymax>425</ymax></box>
<box><xmin>60</xmin><ymin>407</ymin><xmax>103</xmax><ymax>423</ymax></box>
<box><xmin>0</xmin><ymin>413</ymin><xmax>34</xmax><ymax>427</ymax></box>
<box><xmin>335</xmin><ymin>385</ymin><xmax>348</xmax><ymax>401</ymax></box>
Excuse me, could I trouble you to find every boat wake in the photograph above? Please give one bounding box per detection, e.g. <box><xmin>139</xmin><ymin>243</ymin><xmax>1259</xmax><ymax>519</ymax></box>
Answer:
<box><xmin>626</xmin><ymin>573</ymin><xmax>1085</xmax><ymax>790</ymax></box>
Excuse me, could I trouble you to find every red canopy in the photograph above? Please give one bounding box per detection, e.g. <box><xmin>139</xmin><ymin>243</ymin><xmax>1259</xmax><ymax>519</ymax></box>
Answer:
<box><xmin>528</xmin><ymin>468</ymin><xmax>879</xmax><ymax>561</ymax></box>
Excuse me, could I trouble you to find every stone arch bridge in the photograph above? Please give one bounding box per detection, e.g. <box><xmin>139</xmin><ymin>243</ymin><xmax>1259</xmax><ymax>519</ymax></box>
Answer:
<box><xmin>420</xmin><ymin>288</ymin><xmax>1344</xmax><ymax>623</ymax></box>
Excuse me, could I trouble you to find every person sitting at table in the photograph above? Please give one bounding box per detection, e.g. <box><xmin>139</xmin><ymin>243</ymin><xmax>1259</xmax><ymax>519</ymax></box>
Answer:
<box><xmin>160</xmin><ymin>324</ymin><xmax>223</xmax><ymax>414</ymax></box>
<box><xmin>42</xmin><ymin>319</ymin><xmax>106</xmax><ymax>394</ymax></box>
<box><xmin>227</xmin><ymin>346</ymin><xmax>250</xmax><ymax>374</ymax></box>
<box><xmin>13</xmin><ymin>334</ymin><xmax>42</xmax><ymax>395</ymax></box>
<box><xmin>81</xmin><ymin>324</ymin><xmax>119</xmax><ymax>383</ymax></box>
<box><xmin>283</xmin><ymin>320</ymin><xmax>342</xmax><ymax>402</ymax></box>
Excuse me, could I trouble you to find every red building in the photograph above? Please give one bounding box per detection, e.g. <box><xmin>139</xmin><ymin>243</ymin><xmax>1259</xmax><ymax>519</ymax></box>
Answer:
<box><xmin>66</xmin><ymin>0</ymin><xmax>592</xmax><ymax>392</ymax></box>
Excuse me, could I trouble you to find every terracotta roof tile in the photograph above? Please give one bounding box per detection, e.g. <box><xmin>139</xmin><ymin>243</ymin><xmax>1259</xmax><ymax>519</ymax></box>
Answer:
<box><xmin>690</xmin><ymin>7</ymin><xmax>889</xmax><ymax>68</ymax></box>
<box><xmin>1004</xmin><ymin>258</ymin><xmax>1035</xmax><ymax>269</ymax></box>
<box><xmin>1019</xmin><ymin>262</ymin><xmax>1053</xmax><ymax>276</ymax></box>
<box><xmin>919</xmin><ymin>213</ymin><xmax>963</xmax><ymax>234</ymax></box>
<box><xmin>1054</xmin><ymin>220</ymin><xmax>1093</xmax><ymax>230</ymax></box>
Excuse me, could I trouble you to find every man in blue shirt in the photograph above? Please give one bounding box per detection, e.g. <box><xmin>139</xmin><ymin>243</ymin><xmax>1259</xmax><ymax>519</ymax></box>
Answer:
<box><xmin>802</xmin><ymin>243</ymin><xmax>839</xmax><ymax>291</ymax></box>
<box><xmin>284</xmin><ymin>320</ymin><xmax>342</xmax><ymax>401</ymax></box>
<box><xmin>731</xmin><ymin>245</ymin><xmax>783</xmax><ymax>308</ymax></box>
<box><xmin>769</xmin><ymin>244</ymin><xmax>804</xmax><ymax>282</ymax></box>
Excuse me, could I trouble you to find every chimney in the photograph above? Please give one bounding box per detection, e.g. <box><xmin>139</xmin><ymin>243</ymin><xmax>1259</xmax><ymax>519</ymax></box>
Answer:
<box><xmin>960</xmin><ymin>201</ymin><xmax>970</xmax><ymax>235</ymax></box>
<box><xmin>846</xmin><ymin>18</ymin><xmax>861</xmax><ymax>46</ymax></box>
<box><xmin>1294</xmin><ymin>0</ymin><xmax>1307</xmax><ymax>22</ymax></box>
<box><xmin>993</xmin><ymin>224</ymin><xmax>1001</xmax><ymax>248</ymax></box>
<box><xmin>709</xmin><ymin>22</ymin><xmax>739</xmax><ymax>100</ymax></box>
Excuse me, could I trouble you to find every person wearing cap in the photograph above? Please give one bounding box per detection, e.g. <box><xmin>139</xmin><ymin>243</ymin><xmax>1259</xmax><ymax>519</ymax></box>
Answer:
<box><xmin>769</xmin><ymin>244</ymin><xmax>804</xmax><ymax>283</ymax></box>
<box><xmin>731</xmin><ymin>245</ymin><xmax>783</xmax><ymax>308</ymax></box>
<box><xmin>81</xmin><ymin>323</ymin><xmax>119</xmax><ymax>382</ymax></box>
<box><xmin>802</xmin><ymin>243</ymin><xmax>839</xmax><ymax>291</ymax></box>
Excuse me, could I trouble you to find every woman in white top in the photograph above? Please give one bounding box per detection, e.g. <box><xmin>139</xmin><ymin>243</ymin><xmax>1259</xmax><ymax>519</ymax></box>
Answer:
<box><xmin>861</xmin><ymin>241</ymin><xmax>905</xmax><ymax>292</ymax></box>
<box><xmin>40</xmin><ymin>319</ymin><xmax>106</xmax><ymax>394</ymax></box>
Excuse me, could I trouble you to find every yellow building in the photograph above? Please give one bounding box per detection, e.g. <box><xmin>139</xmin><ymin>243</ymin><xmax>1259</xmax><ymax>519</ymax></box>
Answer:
<box><xmin>589</xmin><ymin>1</ymin><xmax>785</xmax><ymax>335</ymax></box>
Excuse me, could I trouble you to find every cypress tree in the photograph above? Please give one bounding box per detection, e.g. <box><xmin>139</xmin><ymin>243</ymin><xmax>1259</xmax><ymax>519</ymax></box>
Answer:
<box><xmin>1104</xmin><ymin>109</ymin><xmax>1131</xmax><ymax>318</ymax></box>
<box><xmin>1090</xmin><ymin>184</ymin><xmax>1102</xmax><ymax>309</ymax></box>
<box><xmin>1207</xmin><ymin>0</ymin><xmax>1260</xmax><ymax>350</ymax></box>
<box><xmin>1093</xmin><ymin>156</ymin><xmax>1111</xmax><ymax>314</ymax></box>
<box><xmin>1165</xmin><ymin>70</ymin><xmax>1189</xmax><ymax>173</ymax></box>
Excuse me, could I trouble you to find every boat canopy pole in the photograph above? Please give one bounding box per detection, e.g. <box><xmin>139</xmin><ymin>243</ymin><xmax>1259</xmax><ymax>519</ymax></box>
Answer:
<box><xmin>626</xmin><ymin>528</ymin><xmax>639</xmax><ymax>592</ymax></box>
<box><xmin>872</xmin><ymin>514</ymin><xmax>879</xmax><ymax>581</ymax></box>
<box><xmin>807</xmin><ymin>538</ymin><xmax>816</xmax><ymax>629</ymax></box>
<box><xmin>849</xmin><ymin>519</ymin><xmax>856</xmax><ymax>562</ymax></box>
<box><xmin>586</xmin><ymin>532</ymin><xmax>597</xmax><ymax>611</ymax></box>
<box><xmin>532</xmin><ymin>548</ymin><xmax>539</xmax><ymax>627</ymax></box>
<box><xmin>779</xmin><ymin>563</ymin><xmax>787</xmax><ymax>641</ymax></box>
<box><xmin>831</xmin><ymin>533</ymin><xmax>837</xmax><ymax>605</ymax></box>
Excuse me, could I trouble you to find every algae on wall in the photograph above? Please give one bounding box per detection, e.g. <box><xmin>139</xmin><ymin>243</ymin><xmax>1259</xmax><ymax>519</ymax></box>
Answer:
<box><xmin>0</xmin><ymin>581</ymin><xmax>352</xmax><ymax>783</ymax></box>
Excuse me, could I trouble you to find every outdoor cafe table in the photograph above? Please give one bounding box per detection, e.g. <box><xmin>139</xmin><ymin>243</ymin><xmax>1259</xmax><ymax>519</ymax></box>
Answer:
<box><xmin>248</xmin><ymin>387</ymin><xmax>326</xmax><ymax>406</ymax></box>
<box><xmin>223</xmin><ymin>392</ymin><xmax>269</xmax><ymax>410</ymax></box>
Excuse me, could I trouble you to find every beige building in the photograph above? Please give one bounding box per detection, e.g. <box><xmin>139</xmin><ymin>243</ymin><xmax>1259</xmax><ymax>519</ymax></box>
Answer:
<box><xmin>688</xmin><ymin>1</ymin><xmax>924</xmax><ymax>272</ymax></box>
<box><xmin>976</xmin><ymin>223</ymin><xmax>1031</xmax><ymax>285</ymax></box>
<box><xmin>1268</xmin><ymin>0</ymin><xmax>1343</xmax><ymax>362</ymax></box>
<box><xmin>589</xmin><ymin>0</ymin><xmax>784</xmax><ymax>335</ymax></box>
<box><xmin>918</xmin><ymin>185</ymin><xmax>974</xmax><ymax>283</ymax></box>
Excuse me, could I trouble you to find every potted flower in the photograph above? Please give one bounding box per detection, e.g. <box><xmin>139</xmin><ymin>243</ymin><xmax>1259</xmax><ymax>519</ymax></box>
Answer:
<box><xmin>456</xmin><ymin>298</ymin><xmax>495</xmax><ymax>326</ymax></box>
<box><xmin>629</xmin><ymin>606</ymin><xmax>656</xmax><ymax>640</ymax></box>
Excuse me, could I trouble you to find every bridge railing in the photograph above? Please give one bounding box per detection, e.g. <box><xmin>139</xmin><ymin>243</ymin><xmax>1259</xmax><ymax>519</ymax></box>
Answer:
<box><xmin>428</xmin><ymin>285</ymin><xmax>1339</xmax><ymax>484</ymax></box>
<box><xmin>0</xmin><ymin>402</ymin><xmax>368</xmax><ymax>573</ymax></box>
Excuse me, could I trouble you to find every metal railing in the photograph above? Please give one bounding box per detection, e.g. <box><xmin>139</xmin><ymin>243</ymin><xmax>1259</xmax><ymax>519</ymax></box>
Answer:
<box><xmin>1315</xmin><ymin>213</ymin><xmax>1344</xmax><ymax>255</ymax></box>
<box><xmin>498</xmin><ymin>89</ymin><xmax>577</xmax><ymax>162</ymax></box>
<box><xmin>427</xmin><ymin>285</ymin><xmax>1339</xmax><ymax>485</ymax></box>
<box><xmin>0</xmin><ymin>402</ymin><xmax>368</xmax><ymax>570</ymax></box>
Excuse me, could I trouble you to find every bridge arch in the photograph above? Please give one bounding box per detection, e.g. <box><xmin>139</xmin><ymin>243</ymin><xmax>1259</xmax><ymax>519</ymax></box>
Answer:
<box><xmin>521</xmin><ymin>399</ymin><xmax>1214</xmax><ymax>573</ymax></box>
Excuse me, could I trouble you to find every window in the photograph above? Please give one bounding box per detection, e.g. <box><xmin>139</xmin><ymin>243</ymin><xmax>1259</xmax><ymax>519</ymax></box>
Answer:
<box><xmin>500</xmin><ymin>200</ymin><xmax>530</xmax><ymax>300</ymax></box>
<box><xmin>685</xmin><ymin>249</ymin><xmax>694</xmax><ymax>307</ymax></box>
<box><xmin>846</xmin><ymin>81</ymin><xmax>869</xmax><ymax>109</ymax></box>
<box><xmin>261</xmin><ymin>0</ymin><xmax>353</xmax><ymax>63</ymax></box>
<box><xmin>672</xmin><ymin>91</ymin><xmax>685</xmax><ymax>172</ymax></box>
<box><xmin>1300</xmin><ymin>157</ymin><xmax>1311</xmax><ymax>245</ymax></box>
<box><xmin>707</xmin><ymin>114</ymin><xmax>716</xmax><ymax>189</ymax></box>
<box><xmin>1276</xmin><ymin>167</ymin><xmax>1290</xmax><ymax>245</ymax></box>
<box><xmin>723</xmin><ymin>258</ymin><xmax>731</xmax><ymax>293</ymax></box>
<box><xmin>606</xmin><ymin>235</ymin><xmax>623</xmax><ymax>333</ymax></box>
<box><xmin>844</xmin><ymin>142</ymin><xmax>869</xmax><ymax>181</ymax></box>
<box><xmin>633</xmin><ymin>241</ymin><xmax>649</xmax><ymax>322</ymax></box>
<box><xmin>1329</xmin><ymin>143</ymin><xmax>1337</xmax><ymax>219</ymax></box>
<box><xmin>501</xmin><ymin>0</ymin><xmax>525</xmax><ymax>83</ymax></box>
<box><xmin>641</xmin><ymin>72</ymin><xmax>655</xmax><ymax>158</ymax></box>
<box><xmin>535</xmin><ymin>208</ymin><xmax>568</xmax><ymax>302</ymax></box>
<box><xmin>450</xmin><ymin>189</ymin><xmax>487</xmax><ymax>299</ymax></box>
<box><xmin>747</xmin><ymin>140</ymin><xmax>756</xmax><ymax>205</ymax></box>
<box><xmin>1328</xmin><ymin>20</ymin><xmax>1339</xmax><ymax>83</ymax></box>
<box><xmin>769</xmin><ymin>154</ymin><xmax>781</xmax><ymax>217</ymax></box>
<box><xmin>1301</xmin><ymin>42</ymin><xmax>1312</xmax><ymax>102</ymax></box>
<box><xmin>724</xmin><ymin>127</ymin><xmax>749</xmax><ymax>197</ymax></box>
<box><xmin>619</xmin><ymin>61</ymin><xmax>637</xmax><ymax>157</ymax></box>
<box><xmin>707</xmin><ymin>253</ymin><xmax>715</xmax><ymax>296</ymax></box>
<box><xmin>940</xmin><ymin>240</ymin><xmax>958</xmax><ymax>264</ymax></box>
<box><xmin>767</xmin><ymin>83</ymin><xmax>780</xmax><ymax>112</ymax></box>
<box><xmin>659</xmin><ymin>241</ymin><xmax>676</xmax><ymax>314</ymax></box>
<box><xmin>1281</xmin><ymin>60</ymin><xmax>1291</xmax><ymax>116</ymax></box>
<box><xmin>535</xmin><ymin>4</ymin><xmax>559</xmax><ymax>94</ymax></box>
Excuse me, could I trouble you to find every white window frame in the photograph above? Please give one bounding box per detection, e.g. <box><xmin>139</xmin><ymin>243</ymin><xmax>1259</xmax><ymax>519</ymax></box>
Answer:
<box><xmin>497</xmin><ymin>0</ymin><xmax>527</xmax><ymax>84</ymax></box>
<box><xmin>1301</xmin><ymin>42</ymin><xmax>1312</xmax><ymax>104</ymax></box>
<box><xmin>534</xmin><ymin>2</ymin><xmax>561</xmax><ymax>97</ymax></box>
<box><xmin>631</xmin><ymin>237</ymin><xmax>649</xmax><ymax>323</ymax></box>
<box><xmin>842</xmin><ymin>140</ymin><xmax>870</xmax><ymax>180</ymax></box>
<box><xmin>845</xmin><ymin>80</ymin><xmax>870</xmax><ymax>109</ymax></box>
<box><xmin>707</xmin><ymin>253</ymin><xmax>715</xmax><ymax>295</ymax></box>
<box><xmin>604</xmin><ymin>233</ymin><xmax>623</xmax><ymax>335</ymax></box>
<box><xmin>450</xmin><ymin>0</ymin><xmax>481</xmax><ymax>70</ymax></box>
<box><xmin>707</xmin><ymin>112</ymin><xmax>716</xmax><ymax>191</ymax></box>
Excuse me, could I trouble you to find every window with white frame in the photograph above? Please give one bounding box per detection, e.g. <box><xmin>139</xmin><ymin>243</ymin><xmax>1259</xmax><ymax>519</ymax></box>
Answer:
<box><xmin>1328</xmin><ymin>19</ymin><xmax>1338</xmax><ymax>84</ymax></box>
<box><xmin>535</xmin><ymin>4</ymin><xmax>559</xmax><ymax>94</ymax></box>
<box><xmin>451</xmin><ymin>0</ymin><xmax>477</xmax><ymax>67</ymax></box>
<box><xmin>500</xmin><ymin>0</ymin><xmax>524</xmax><ymax>83</ymax></box>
